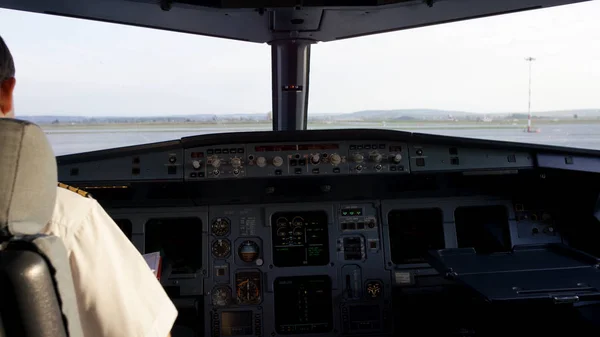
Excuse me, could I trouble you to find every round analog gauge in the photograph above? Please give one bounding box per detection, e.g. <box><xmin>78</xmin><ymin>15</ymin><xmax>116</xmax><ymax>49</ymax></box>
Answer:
<box><xmin>238</xmin><ymin>240</ymin><xmax>260</xmax><ymax>263</ymax></box>
<box><xmin>212</xmin><ymin>239</ymin><xmax>231</xmax><ymax>258</ymax></box>
<box><xmin>276</xmin><ymin>217</ymin><xmax>289</xmax><ymax>237</ymax></box>
<box><xmin>211</xmin><ymin>218</ymin><xmax>230</xmax><ymax>236</ymax></box>
<box><xmin>366</xmin><ymin>281</ymin><xmax>383</xmax><ymax>299</ymax></box>
<box><xmin>292</xmin><ymin>216</ymin><xmax>304</xmax><ymax>227</ymax></box>
<box><xmin>291</xmin><ymin>216</ymin><xmax>305</xmax><ymax>235</ymax></box>
<box><xmin>212</xmin><ymin>285</ymin><xmax>232</xmax><ymax>306</ymax></box>
<box><xmin>236</xmin><ymin>272</ymin><xmax>261</xmax><ymax>305</ymax></box>
<box><xmin>276</xmin><ymin>217</ymin><xmax>288</xmax><ymax>228</ymax></box>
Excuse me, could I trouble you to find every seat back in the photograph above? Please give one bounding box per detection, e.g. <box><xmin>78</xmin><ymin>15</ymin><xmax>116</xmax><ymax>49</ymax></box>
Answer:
<box><xmin>0</xmin><ymin>119</ymin><xmax>83</xmax><ymax>337</ymax></box>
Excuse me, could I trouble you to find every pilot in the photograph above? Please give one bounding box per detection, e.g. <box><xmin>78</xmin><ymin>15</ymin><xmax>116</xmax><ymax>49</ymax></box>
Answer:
<box><xmin>0</xmin><ymin>35</ymin><xmax>177</xmax><ymax>337</ymax></box>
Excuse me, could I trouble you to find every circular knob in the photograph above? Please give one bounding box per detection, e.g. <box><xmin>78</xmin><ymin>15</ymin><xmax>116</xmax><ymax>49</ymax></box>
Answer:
<box><xmin>369</xmin><ymin>152</ymin><xmax>383</xmax><ymax>163</ymax></box>
<box><xmin>329</xmin><ymin>153</ymin><xmax>342</xmax><ymax>166</ymax></box>
<box><xmin>169</xmin><ymin>156</ymin><xmax>177</xmax><ymax>164</ymax></box>
<box><xmin>256</xmin><ymin>156</ymin><xmax>267</xmax><ymax>168</ymax></box>
<box><xmin>231</xmin><ymin>157</ymin><xmax>242</xmax><ymax>168</ymax></box>
<box><xmin>352</xmin><ymin>153</ymin><xmax>364</xmax><ymax>163</ymax></box>
<box><xmin>272</xmin><ymin>156</ymin><xmax>283</xmax><ymax>167</ymax></box>
<box><xmin>211</xmin><ymin>157</ymin><xmax>221</xmax><ymax>168</ymax></box>
<box><xmin>310</xmin><ymin>154</ymin><xmax>320</xmax><ymax>165</ymax></box>
<box><xmin>391</xmin><ymin>154</ymin><xmax>402</xmax><ymax>163</ymax></box>
<box><xmin>192</xmin><ymin>160</ymin><xmax>202</xmax><ymax>170</ymax></box>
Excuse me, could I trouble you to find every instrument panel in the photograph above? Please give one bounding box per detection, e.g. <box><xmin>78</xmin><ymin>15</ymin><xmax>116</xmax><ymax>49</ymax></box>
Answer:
<box><xmin>58</xmin><ymin>130</ymin><xmax>591</xmax><ymax>337</ymax></box>
<box><xmin>57</xmin><ymin>136</ymin><xmax>534</xmax><ymax>182</ymax></box>
<box><xmin>108</xmin><ymin>196</ymin><xmax>563</xmax><ymax>337</ymax></box>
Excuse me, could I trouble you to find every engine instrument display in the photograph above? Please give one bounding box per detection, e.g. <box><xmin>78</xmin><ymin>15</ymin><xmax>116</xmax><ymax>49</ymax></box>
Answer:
<box><xmin>212</xmin><ymin>239</ymin><xmax>232</xmax><ymax>258</ymax></box>
<box><xmin>272</xmin><ymin>211</ymin><xmax>330</xmax><ymax>267</ymax></box>
<box><xmin>274</xmin><ymin>275</ymin><xmax>333</xmax><ymax>335</ymax></box>
<box><xmin>212</xmin><ymin>217</ymin><xmax>231</xmax><ymax>237</ymax></box>
<box><xmin>388</xmin><ymin>208</ymin><xmax>445</xmax><ymax>264</ymax></box>
<box><xmin>238</xmin><ymin>240</ymin><xmax>260</xmax><ymax>262</ymax></box>
<box><xmin>235</xmin><ymin>270</ymin><xmax>262</xmax><ymax>305</ymax></box>
<box><xmin>221</xmin><ymin>311</ymin><xmax>253</xmax><ymax>336</ymax></box>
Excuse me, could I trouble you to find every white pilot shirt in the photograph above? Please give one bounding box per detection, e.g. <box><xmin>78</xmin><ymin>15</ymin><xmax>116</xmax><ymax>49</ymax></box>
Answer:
<box><xmin>42</xmin><ymin>187</ymin><xmax>178</xmax><ymax>337</ymax></box>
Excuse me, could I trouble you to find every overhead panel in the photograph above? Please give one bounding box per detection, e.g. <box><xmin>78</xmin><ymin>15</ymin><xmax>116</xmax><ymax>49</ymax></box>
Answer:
<box><xmin>271</xmin><ymin>8</ymin><xmax>323</xmax><ymax>33</ymax></box>
<box><xmin>0</xmin><ymin>0</ymin><xmax>590</xmax><ymax>43</ymax></box>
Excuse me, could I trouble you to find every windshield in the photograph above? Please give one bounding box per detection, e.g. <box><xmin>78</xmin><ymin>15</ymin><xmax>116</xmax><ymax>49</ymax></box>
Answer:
<box><xmin>1</xmin><ymin>1</ymin><xmax>599</xmax><ymax>156</ymax></box>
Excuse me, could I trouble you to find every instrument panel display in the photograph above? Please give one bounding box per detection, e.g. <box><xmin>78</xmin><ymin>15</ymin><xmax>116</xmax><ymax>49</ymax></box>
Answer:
<box><xmin>388</xmin><ymin>209</ymin><xmax>445</xmax><ymax>264</ymax></box>
<box><xmin>238</xmin><ymin>240</ymin><xmax>260</xmax><ymax>263</ymax></box>
<box><xmin>144</xmin><ymin>217</ymin><xmax>203</xmax><ymax>275</ymax></box>
<box><xmin>221</xmin><ymin>311</ymin><xmax>253</xmax><ymax>336</ymax></box>
<box><xmin>235</xmin><ymin>270</ymin><xmax>262</xmax><ymax>305</ymax></box>
<box><xmin>274</xmin><ymin>275</ymin><xmax>333</xmax><ymax>335</ymax></box>
<box><xmin>272</xmin><ymin>211</ymin><xmax>330</xmax><ymax>267</ymax></box>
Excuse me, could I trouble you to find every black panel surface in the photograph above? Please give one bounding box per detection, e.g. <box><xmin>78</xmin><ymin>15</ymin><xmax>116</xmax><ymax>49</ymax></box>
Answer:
<box><xmin>428</xmin><ymin>244</ymin><xmax>600</xmax><ymax>303</ymax></box>
<box><xmin>454</xmin><ymin>205</ymin><xmax>511</xmax><ymax>254</ymax></box>
<box><xmin>145</xmin><ymin>217</ymin><xmax>203</xmax><ymax>274</ymax></box>
<box><xmin>388</xmin><ymin>208</ymin><xmax>445</xmax><ymax>264</ymax></box>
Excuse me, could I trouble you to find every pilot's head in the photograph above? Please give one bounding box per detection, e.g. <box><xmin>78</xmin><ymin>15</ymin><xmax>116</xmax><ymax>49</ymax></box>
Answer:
<box><xmin>0</xmin><ymin>35</ymin><xmax>16</xmax><ymax>118</ymax></box>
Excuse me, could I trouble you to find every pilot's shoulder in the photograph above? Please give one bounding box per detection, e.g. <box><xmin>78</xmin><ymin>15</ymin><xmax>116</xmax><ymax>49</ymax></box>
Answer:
<box><xmin>52</xmin><ymin>183</ymin><xmax>99</xmax><ymax>226</ymax></box>
<box><xmin>57</xmin><ymin>182</ymin><xmax>94</xmax><ymax>199</ymax></box>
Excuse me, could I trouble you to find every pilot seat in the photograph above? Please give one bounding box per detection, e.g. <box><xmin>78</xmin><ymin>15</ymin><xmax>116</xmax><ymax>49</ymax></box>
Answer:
<box><xmin>0</xmin><ymin>119</ymin><xmax>83</xmax><ymax>337</ymax></box>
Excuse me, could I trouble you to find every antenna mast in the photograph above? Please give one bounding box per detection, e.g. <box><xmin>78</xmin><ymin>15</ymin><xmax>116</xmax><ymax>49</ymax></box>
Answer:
<box><xmin>525</xmin><ymin>57</ymin><xmax>536</xmax><ymax>132</ymax></box>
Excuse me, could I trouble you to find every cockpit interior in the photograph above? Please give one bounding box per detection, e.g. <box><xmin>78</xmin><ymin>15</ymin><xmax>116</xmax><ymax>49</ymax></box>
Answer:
<box><xmin>1</xmin><ymin>1</ymin><xmax>600</xmax><ymax>337</ymax></box>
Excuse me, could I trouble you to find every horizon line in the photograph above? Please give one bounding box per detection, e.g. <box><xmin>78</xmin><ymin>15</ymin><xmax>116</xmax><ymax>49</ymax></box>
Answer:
<box><xmin>19</xmin><ymin>107</ymin><xmax>600</xmax><ymax>118</ymax></box>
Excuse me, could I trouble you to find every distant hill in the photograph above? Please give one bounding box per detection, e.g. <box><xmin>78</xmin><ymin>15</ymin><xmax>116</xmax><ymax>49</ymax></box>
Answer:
<box><xmin>311</xmin><ymin>108</ymin><xmax>600</xmax><ymax>121</ymax></box>
<box><xmin>19</xmin><ymin>108</ymin><xmax>600</xmax><ymax>124</ymax></box>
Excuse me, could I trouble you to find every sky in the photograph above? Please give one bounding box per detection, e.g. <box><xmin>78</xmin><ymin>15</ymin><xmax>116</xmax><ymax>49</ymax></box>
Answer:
<box><xmin>0</xmin><ymin>1</ymin><xmax>599</xmax><ymax>117</ymax></box>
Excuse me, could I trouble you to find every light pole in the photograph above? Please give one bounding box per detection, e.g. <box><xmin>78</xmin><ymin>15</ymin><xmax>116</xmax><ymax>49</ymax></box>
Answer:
<box><xmin>525</xmin><ymin>57</ymin><xmax>536</xmax><ymax>132</ymax></box>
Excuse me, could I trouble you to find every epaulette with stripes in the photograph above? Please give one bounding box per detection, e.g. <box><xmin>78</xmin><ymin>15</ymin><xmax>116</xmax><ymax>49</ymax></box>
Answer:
<box><xmin>58</xmin><ymin>182</ymin><xmax>93</xmax><ymax>199</ymax></box>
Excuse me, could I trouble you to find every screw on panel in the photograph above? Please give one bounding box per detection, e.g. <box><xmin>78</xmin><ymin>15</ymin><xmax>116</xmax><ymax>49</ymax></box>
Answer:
<box><xmin>540</xmin><ymin>173</ymin><xmax>546</xmax><ymax>179</ymax></box>
<box><xmin>159</xmin><ymin>0</ymin><xmax>172</xmax><ymax>11</ymax></box>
